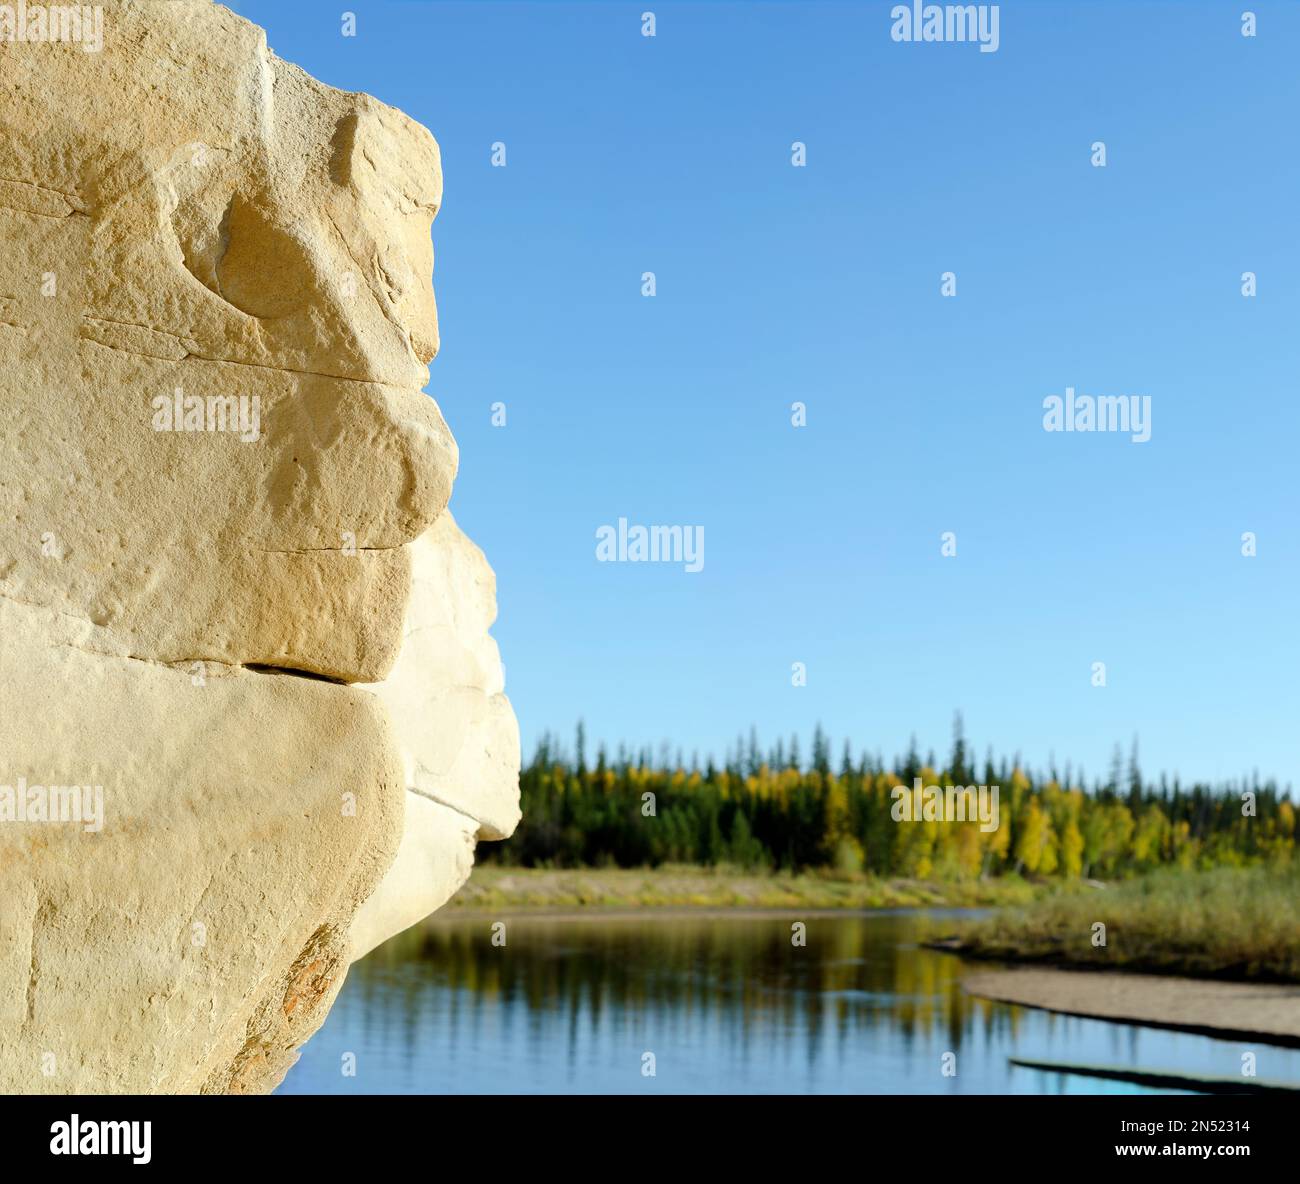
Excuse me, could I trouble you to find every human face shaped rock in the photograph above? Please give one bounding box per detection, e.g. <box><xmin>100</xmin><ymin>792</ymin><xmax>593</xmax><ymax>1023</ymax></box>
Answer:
<box><xmin>0</xmin><ymin>0</ymin><xmax>518</xmax><ymax>1094</ymax></box>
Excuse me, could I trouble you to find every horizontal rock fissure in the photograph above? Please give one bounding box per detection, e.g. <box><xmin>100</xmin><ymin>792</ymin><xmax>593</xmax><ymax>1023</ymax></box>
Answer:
<box><xmin>241</xmin><ymin>663</ymin><xmax>352</xmax><ymax>686</ymax></box>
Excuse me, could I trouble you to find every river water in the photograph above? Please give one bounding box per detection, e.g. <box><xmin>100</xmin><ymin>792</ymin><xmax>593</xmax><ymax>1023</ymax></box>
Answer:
<box><xmin>278</xmin><ymin>910</ymin><xmax>1300</xmax><ymax>1094</ymax></box>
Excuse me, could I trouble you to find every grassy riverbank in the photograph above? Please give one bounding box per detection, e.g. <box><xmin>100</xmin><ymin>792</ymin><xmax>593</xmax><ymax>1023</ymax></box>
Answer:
<box><xmin>448</xmin><ymin>864</ymin><xmax>1300</xmax><ymax>984</ymax></box>
<box><xmin>943</xmin><ymin>866</ymin><xmax>1300</xmax><ymax>982</ymax></box>
<box><xmin>447</xmin><ymin>864</ymin><xmax>1045</xmax><ymax>911</ymax></box>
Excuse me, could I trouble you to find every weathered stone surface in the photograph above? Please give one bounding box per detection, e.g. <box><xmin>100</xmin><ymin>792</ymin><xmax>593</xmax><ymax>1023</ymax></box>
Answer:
<box><xmin>351</xmin><ymin>512</ymin><xmax>521</xmax><ymax>962</ymax></box>
<box><xmin>1</xmin><ymin>0</ymin><xmax>456</xmax><ymax>681</ymax></box>
<box><xmin>0</xmin><ymin>0</ymin><xmax>519</xmax><ymax>1093</ymax></box>
<box><xmin>0</xmin><ymin>595</ymin><xmax>406</xmax><ymax>1093</ymax></box>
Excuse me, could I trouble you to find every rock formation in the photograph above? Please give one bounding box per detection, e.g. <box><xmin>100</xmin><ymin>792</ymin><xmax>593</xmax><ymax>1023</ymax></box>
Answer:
<box><xmin>0</xmin><ymin>0</ymin><xmax>519</xmax><ymax>1092</ymax></box>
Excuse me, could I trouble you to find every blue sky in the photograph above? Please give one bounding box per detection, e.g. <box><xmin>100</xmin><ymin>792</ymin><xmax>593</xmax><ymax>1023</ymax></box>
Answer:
<box><xmin>227</xmin><ymin>0</ymin><xmax>1298</xmax><ymax>787</ymax></box>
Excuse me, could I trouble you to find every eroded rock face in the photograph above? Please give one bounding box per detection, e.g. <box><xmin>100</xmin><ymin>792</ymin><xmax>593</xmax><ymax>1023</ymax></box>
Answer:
<box><xmin>0</xmin><ymin>0</ymin><xmax>519</xmax><ymax>1093</ymax></box>
<box><xmin>351</xmin><ymin>512</ymin><xmax>521</xmax><ymax>962</ymax></box>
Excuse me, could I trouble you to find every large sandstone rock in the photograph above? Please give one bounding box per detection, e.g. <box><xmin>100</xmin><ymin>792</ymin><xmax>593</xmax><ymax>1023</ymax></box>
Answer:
<box><xmin>0</xmin><ymin>0</ymin><xmax>519</xmax><ymax>1092</ymax></box>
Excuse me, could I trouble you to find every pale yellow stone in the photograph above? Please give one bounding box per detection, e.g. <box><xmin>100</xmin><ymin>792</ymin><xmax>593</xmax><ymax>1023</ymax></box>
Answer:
<box><xmin>0</xmin><ymin>0</ymin><xmax>519</xmax><ymax>1093</ymax></box>
<box><xmin>351</xmin><ymin>512</ymin><xmax>522</xmax><ymax>962</ymax></box>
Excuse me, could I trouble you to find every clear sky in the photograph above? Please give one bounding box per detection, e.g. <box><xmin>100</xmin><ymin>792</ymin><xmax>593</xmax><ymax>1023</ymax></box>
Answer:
<box><xmin>226</xmin><ymin>0</ymin><xmax>1298</xmax><ymax>788</ymax></box>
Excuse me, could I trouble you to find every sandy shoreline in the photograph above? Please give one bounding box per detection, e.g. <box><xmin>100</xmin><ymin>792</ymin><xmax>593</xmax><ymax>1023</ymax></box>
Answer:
<box><xmin>963</xmin><ymin>967</ymin><xmax>1300</xmax><ymax>1048</ymax></box>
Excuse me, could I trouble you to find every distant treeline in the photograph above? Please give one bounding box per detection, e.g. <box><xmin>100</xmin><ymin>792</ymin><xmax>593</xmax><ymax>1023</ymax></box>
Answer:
<box><xmin>481</xmin><ymin>720</ymin><xmax>1296</xmax><ymax>879</ymax></box>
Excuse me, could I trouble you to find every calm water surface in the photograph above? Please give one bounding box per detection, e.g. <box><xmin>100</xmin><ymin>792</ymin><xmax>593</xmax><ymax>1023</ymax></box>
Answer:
<box><xmin>279</xmin><ymin>910</ymin><xmax>1300</xmax><ymax>1094</ymax></box>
